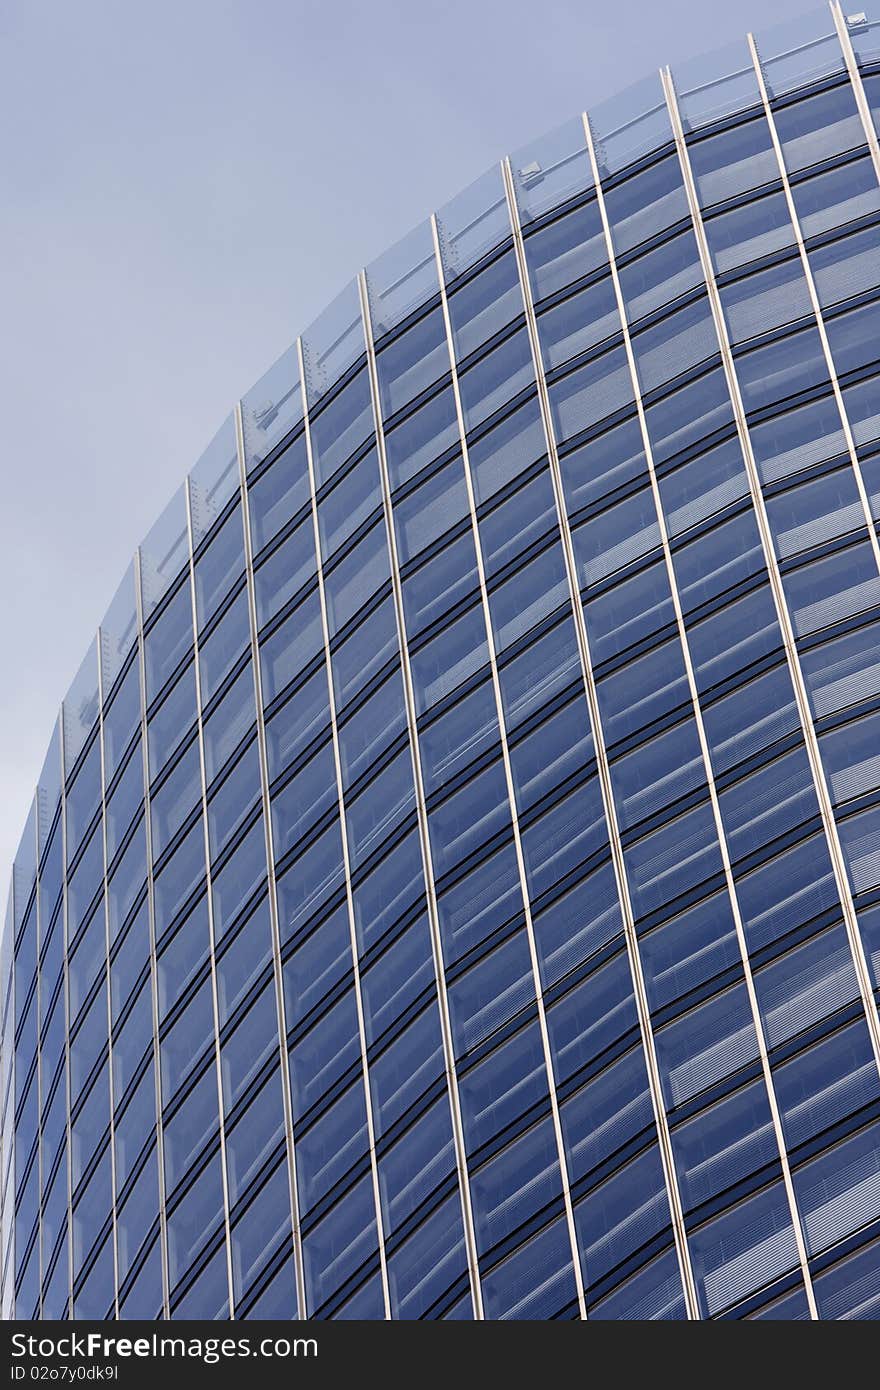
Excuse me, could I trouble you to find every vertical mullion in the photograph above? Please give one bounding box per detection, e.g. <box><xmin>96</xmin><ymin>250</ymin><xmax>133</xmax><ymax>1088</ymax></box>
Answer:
<box><xmin>295</xmin><ymin>336</ymin><xmax>392</xmax><ymax>1321</ymax></box>
<box><xmin>32</xmin><ymin>812</ymin><xmax>43</xmax><ymax>1318</ymax></box>
<box><xmin>58</xmin><ymin>756</ymin><xmax>75</xmax><ymax>1319</ymax></box>
<box><xmin>662</xmin><ymin>63</ymin><xmax>880</xmax><ymax>1084</ymax></box>
<box><xmin>131</xmin><ymin>553</ymin><xmax>172</xmax><ymax>1312</ymax></box>
<box><xmin>583</xmin><ymin>110</ymin><xmax>820</xmax><ymax>1320</ymax></box>
<box><xmin>356</xmin><ymin>272</ymin><xmax>485</xmax><ymax>1321</ymax></box>
<box><xmin>500</xmin><ymin>156</ymin><xmax>700</xmax><ymax>1321</ymax></box>
<box><xmin>183</xmin><ymin>486</ymin><xmax>236</xmax><ymax>1320</ymax></box>
<box><xmin>234</xmin><ymin>401</ymin><xmax>306</xmax><ymax>1319</ymax></box>
<box><xmin>95</xmin><ymin>637</ymin><xmax>121</xmax><ymax>1318</ymax></box>
<box><xmin>133</xmin><ymin>551</ymin><xmax>172</xmax><ymax>1320</ymax></box>
<box><xmin>831</xmin><ymin>1</ymin><xmax>880</xmax><ymax>179</ymax></box>
<box><xmin>428</xmin><ymin>213</ymin><xmax>587</xmax><ymax>1322</ymax></box>
<box><xmin>747</xmin><ymin>30</ymin><xmax>880</xmax><ymax>575</ymax></box>
<box><xmin>0</xmin><ymin>894</ymin><xmax>11</xmax><ymax>1320</ymax></box>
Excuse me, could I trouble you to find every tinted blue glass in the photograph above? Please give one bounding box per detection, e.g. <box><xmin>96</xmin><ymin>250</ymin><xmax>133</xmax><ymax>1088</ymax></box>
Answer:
<box><xmin>194</xmin><ymin>505</ymin><xmax>245</xmax><ymax>626</ymax></box>
<box><xmin>144</xmin><ymin>583</ymin><xmax>193</xmax><ymax>702</ymax></box>
<box><xmin>309</xmin><ymin>370</ymin><xmax>373</xmax><ymax>487</ymax></box>
<box><xmin>15</xmin><ymin>33</ymin><xmax>880</xmax><ymax>1326</ymax></box>
<box><xmin>689</xmin><ymin>1181</ymin><xmax>798</xmax><ymax>1316</ymax></box>
<box><xmin>248</xmin><ymin>433</ymin><xmax>310</xmax><ymax>553</ymax></box>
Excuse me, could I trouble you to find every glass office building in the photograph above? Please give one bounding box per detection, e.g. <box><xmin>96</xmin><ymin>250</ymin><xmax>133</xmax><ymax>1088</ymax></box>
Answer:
<box><xmin>4</xmin><ymin>2</ymin><xmax>880</xmax><ymax>1323</ymax></box>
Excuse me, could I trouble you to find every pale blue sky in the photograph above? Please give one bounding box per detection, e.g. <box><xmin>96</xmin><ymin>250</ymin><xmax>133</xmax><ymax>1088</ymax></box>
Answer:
<box><xmin>0</xmin><ymin>0</ymin><xmax>820</xmax><ymax>892</ymax></box>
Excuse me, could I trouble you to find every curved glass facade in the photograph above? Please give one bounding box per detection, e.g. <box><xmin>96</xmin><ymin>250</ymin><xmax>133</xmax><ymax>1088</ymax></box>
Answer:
<box><xmin>4</xmin><ymin>2</ymin><xmax>880</xmax><ymax>1322</ymax></box>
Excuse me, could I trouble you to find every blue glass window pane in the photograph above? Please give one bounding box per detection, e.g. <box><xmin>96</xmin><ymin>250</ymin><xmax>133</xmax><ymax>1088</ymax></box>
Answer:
<box><xmin>559</xmin><ymin>416</ymin><xmax>645</xmax><ymax>516</ymax></box>
<box><xmin>259</xmin><ymin>592</ymin><xmax>322</xmax><ymax>704</ymax></box>
<box><xmin>290</xmin><ymin>988</ymin><xmax>360</xmax><ymax>1118</ymax></box>
<box><xmin>150</xmin><ymin>739</ymin><xmax>200</xmax><ymax>861</ymax></box>
<box><xmin>276</xmin><ymin>820</ymin><xmax>345</xmax><ymax>943</ymax></box>
<box><xmin>773</xmin><ymin>81</ymin><xmax>865</xmax><ymax>173</ymax></box>
<box><xmin>538</xmin><ymin>274</ymin><xmax>619</xmax><ymax>369</ymax></box>
<box><xmin>144</xmin><ymin>583</ymin><xmax>193</xmax><ymax>703</ymax></box>
<box><xmin>264</xmin><ymin>669</ymin><xmax>328</xmax><ymax>785</ymax></box>
<box><xmin>611</xmin><ymin>719</ymin><xmax>705</xmax><ymax>833</ymax></box>
<box><xmin>325</xmin><ymin>522</ymin><xmax>390</xmax><ymax>637</ymax></box>
<box><xmin>575</xmin><ymin>1143</ymin><xmax>671</xmax><ymax>1287</ymax></box>
<box><xmin>589</xmin><ymin>1245</ymin><xmax>685</xmax><ymax>1319</ymax></box>
<box><xmin>488</xmin><ymin>542</ymin><xmax>568</xmax><ymax>654</ymax></box>
<box><xmin>207</xmin><ymin>741</ymin><xmax>261</xmax><ymax>858</ymax></box>
<box><xmin>774</xmin><ymin>1018</ymin><xmax>880</xmax><ymax>1153</ymax></box>
<box><xmin>360</xmin><ymin>915</ymin><xmax>434</xmax><ymax>1044</ymax></box>
<box><xmin>225</xmin><ymin>1069</ymin><xmax>286</xmax><ymax>1208</ymax></box>
<box><xmin>640</xmin><ymin>891</ymin><xmax>740</xmax><ymax>1012</ymax></box>
<box><xmin>337</xmin><ymin>670</ymin><xmax>408</xmax><ymax>789</ymax></box>
<box><xmin>375</xmin><ymin>1095</ymin><xmax>453</xmax><ymax>1228</ymax></box>
<box><xmin>345</xmin><ymin>749</ymin><xmax>415</xmax><ymax>870</ymax></box>
<box><xmin>457</xmin><ymin>330</ymin><xmax>534</xmax><ymax>433</ymax></box>
<box><xmin>704</xmin><ymin>191</ymin><xmax>795</xmax><ymax>274</ymax></box>
<box><xmin>654</xmin><ymin>982</ymin><xmax>758</xmax><ymax>1110</ymax></box>
<box><xmin>498</xmin><ymin>616</ymin><xmax>579</xmax><ymax>731</ymax></box>
<box><xmin>394</xmin><ymin>457</ymin><xmax>469</xmax><ymax>567</ymax></box>
<box><xmin>736</xmin><ymin>325</ymin><xmax>828</xmax><ymax>412</ymax></box>
<box><xmin>147</xmin><ymin>665</ymin><xmax>197</xmax><ymax>779</ymax></box>
<box><xmin>254</xmin><ymin>516</ymin><xmax>316</xmax><ymax>629</ymax></box>
<box><xmin>65</xmin><ymin>739</ymin><xmax>101</xmax><ymax>865</ymax></box>
<box><xmin>106</xmin><ymin>740</ymin><xmax>145</xmax><ymax>862</ymax></box>
<box><xmin>603</xmin><ymin>154</ymin><xmax>688</xmax><ymax>257</ymax></box>
<box><xmin>107</xmin><ymin>821</ymin><xmax>147</xmax><ymax>939</ymax></box>
<box><xmin>198</xmin><ymin>592</ymin><xmax>251</xmax><ymax>706</ymax></box>
<box><xmin>220</xmin><ymin>982</ymin><xmax>278</xmax><ymax>1111</ymax></box>
<box><xmin>428</xmin><ymin>759</ymin><xmax>511</xmax><ymax>880</ymax></box>
<box><xmin>376</xmin><ymin>309</ymin><xmax>447</xmax><ymax>418</ymax></box>
<box><xmin>561</xmin><ymin>1044</ymin><xmax>653</xmax><ymax>1185</ymax></box>
<box><xmin>687</xmin><ymin>582</ymin><xmax>781</xmax><ymax>692</ymax></box>
<box><xmin>331</xmin><ymin>596</ymin><xmax>399</xmax><ymax>711</ymax></box>
<box><xmin>550</xmin><ymin>345</ymin><xmax>633</xmax><ymax>445</ymax></box>
<box><xmin>102</xmin><ymin>660</ymin><xmax>141</xmax><ymax>784</ymax></box>
<box><xmin>459</xmin><ymin>1021</ymin><xmax>548</xmax><ymax>1152</ymax></box>
<box><xmin>211</xmin><ymin>819</ymin><xmax>266</xmax><ymax>940</ymax></box>
<box><xmin>387</xmin><ymin>1190</ymin><xmax>467</xmax><ymax>1319</ymax></box>
<box><xmin>448</xmin><ymin>252</ymin><xmax>522</xmax><ymax>359</ymax></box>
<box><xmin>546</xmin><ymin>950</ymin><xmax>637</xmax><ymax>1087</ymax></box>
<box><xmin>410</xmin><ymin>604</ymin><xmax>489</xmax><ymax>715</ymax></box>
<box><xmin>523</xmin><ymin>198</ymin><xmax>607</xmax><ymax>304</ymax></box>
<box><xmin>302</xmin><ymin>1172</ymin><xmax>378</xmax><ymax>1313</ymax></box>
<box><xmin>309</xmin><ymin>370</ymin><xmax>374</xmax><ymax>488</ymax></box>
<box><xmin>166</xmin><ymin>1149</ymin><xmax>225</xmax><ymax>1288</ymax></box>
<box><xmin>688</xmin><ymin>1181</ymin><xmax>797</xmax><ymax>1316</ymax></box>
<box><xmin>403</xmin><ymin>532</ymin><xmax>479</xmax><ymax>638</ymax></box>
<box><xmin>533</xmin><ymin>862</ymin><xmax>622</xmax><ymax>986</ymax></box>
<box><xmin>352</xmin><ymin>830</ymin><xmax>425</xmax><ymax>955</ymax></box>
<box><xmin>153</xmin><ymin>819</ymin><xmax>205</xmax><ymax>936</ymax></box>
<box><xmin>248</xmin><ymin>434</ymin><xmax>309</xmax><ymax>553</ymax></box>
<box><xmin>384</xmin><ymin>386</ymin><xmax>459</xmax><ymax>491</ymax></box>
<box><xmin>672</xmin><ymin>1077</ymin><xmax>777</xmax><ymax>1214</ymax></box>
<box><xmin>688</xmin><ymin>115</ymin><xmax>778</xmax><ymax>208</ymax></box>
<box><xmin>319</xmin><ymin>449</ymin><xmax>381</xmax><ymax>560</ymax></box>
<box><xmin>813</xmin><ymin>1236</ymin><xmax>880</xmax><ymax>1320</ymax></box>
<box><xmin>583</xmin><ymin>559</ymin><xmax>675</xmax><ymax>667</ymax></box>
<box><xmin>446</xmin><ymin>928</ymin><xmax>533</xmax><ymax>1055</ymax></box>
<box><xmin>270</xmin><ymin>741</ymin><xmax>336</xmax><ymax>860</ymax></box>
<box><xmin>194</xmin><ymin>505</ymin><xmax>245</xmax><ymax>626</ymax></box>
<box><xmin>296</xmin><ymin>1082</ymin><xmax>369</xmax><ymax>1214</ymax></box>
<box><xmin>282</xmin><ymin>903</ymin><xmax>350</xmax><ymax>1029</ymax></box>
<box><xmin>436</xmin><ymin>839</ymin><xmax>521</xmax><ymax>966</ymax></box>
<box><xmin>470</xmin><ymin>1115</ymin><xmax>563</xmax><ymax>1255</ymax></box>
<box><xmin>482</xmin><ymin>1217</ymin><xmax>578</xmax><ymax>1320</ymax></box>
<box><xmin>230</xmin><ymin>1158</ymin><xmax>291</xmax><ymax>1303</ymax></box>
<box><xmin>419</xmin><ymin>678</ymin><xmax>497</xmax><ymax>800</ymax></box>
